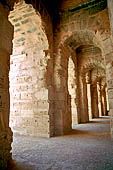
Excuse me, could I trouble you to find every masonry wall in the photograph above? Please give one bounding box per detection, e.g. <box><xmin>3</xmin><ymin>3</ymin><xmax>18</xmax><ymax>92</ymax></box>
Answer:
<box><xmin>6</xmin><ymin>0</ymin><xmax>112</xmax><ymax>138</ymax></box>
<box><xmin>9</xmin><ymin>2</ymin><xmax>54</xmax><ymax>137</ymax></box>
<box><xmin>0</xmin><ymin>2</ymin><xmax>13</xmax><ymax>169</ymax></box>
<box><xmin>106</xmin><ymin>0</ymin><xmax>113</xmax><ymax>137</ymax></box>
<box><xmin>52</xmin><ymin>0</ymin><xmax>111</xmax><ymax>135</ymax></box>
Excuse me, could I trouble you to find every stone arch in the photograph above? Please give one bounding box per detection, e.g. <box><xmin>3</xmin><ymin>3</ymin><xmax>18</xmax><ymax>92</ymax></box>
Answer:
<box><xmin>64</xmin><ymin>30</ymin><xmax>104</xmax><ymax>50</ymax></box>
<box><xmin>53</xmin><ymin>29</ymin><xmax>112</xmax><ymax>134</ymax></box>
<box><xmin>0</xmin><ymin>0</ymin><xmax>54</xmax><ymax>167</ymax></box>
<box><xmin>0</xmin><ymin>0</ymin><xmax>113</xmax><ymax>169</ymax></box>
<box><xmin>9</xmin><ymin>1</ymin><xmax>54</xmax><ymax>137</ymax></box>
<box><xmin>79</xmin><ymin>55</ymin><xmax>106</xmax><ymax>118</ymax></box>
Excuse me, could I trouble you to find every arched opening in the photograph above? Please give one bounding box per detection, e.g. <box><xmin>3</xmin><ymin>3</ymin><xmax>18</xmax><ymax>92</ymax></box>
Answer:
<box><xmin>1</xmin><ymin>0</ymin><xmax>113</xmax><ymax>169</ymax></box>
<box><xmin>54</xmin><ymin>30</ymin><xmax>109</xmax><ymax>132</ymax></box>
<box><xmin>76</xmin><ymin>45</ymin><xmax>108</xmax><ymax>122</ymax></box>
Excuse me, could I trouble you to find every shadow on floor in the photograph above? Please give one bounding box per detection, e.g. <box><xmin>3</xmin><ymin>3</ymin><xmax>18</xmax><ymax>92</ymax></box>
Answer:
<box><xmin>86</xmin><ymin>120</ymin><xmax>109</xmax><ymax>124</ymax></box>
<box><xmin>71</xmin><ymin>129</ymin><xmax>91</xmax><ymax>135</ymax></box>
<box><xmin>77</xmin><ymin>116</ymin><xmax>110</xmax><ymax>125</ymax></box>
<box><xmin>8</xmin><ymin>160</ymin><xmax>31</xmax><ymax>170</ymax></box>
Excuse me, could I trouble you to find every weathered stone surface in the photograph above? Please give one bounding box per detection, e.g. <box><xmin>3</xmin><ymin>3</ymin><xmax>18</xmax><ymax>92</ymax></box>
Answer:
<box><xmin>9</xmin><ymin>2</ymin><xmax>53</xmax><ymax>137</ymax></box>
<box><xmin>0</xmin><ymin>0</ymin><xmax>113</xmax><ymax>168</ymax></box>
<box><xmin>0</xmin><ymin>3</ymin><xmax>13</xmax><ymax>169</ymax></box>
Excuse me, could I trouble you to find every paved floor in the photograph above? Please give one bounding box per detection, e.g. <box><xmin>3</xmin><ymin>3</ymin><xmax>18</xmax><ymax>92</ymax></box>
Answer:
<box><xmin>8</xmin><ymin>116</ymin><xmax>113</xmax><ymax>170</ymax></box>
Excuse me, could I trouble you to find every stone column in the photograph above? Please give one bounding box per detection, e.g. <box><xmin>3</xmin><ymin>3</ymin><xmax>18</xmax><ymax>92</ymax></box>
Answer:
<box><xmin>106</xmin><ymin>0</ymin><xmax>113</xmax><ymax>137</ymax></box>
<box><xmin>91</xmin><ymin>83</ymin><xmax>99</xmax><ymax>118</ymax></box>
<box><xmin>78</xmin><ymin>73</ymin><xmax>89</xmax><ymax>123</ymax></box>
<box><xmin>106</xmin><ymin>87</ymin><xmax>109</xmax><ymax>114</ymax></box>
<box><xmin>0</xmin><ymin>2</ymin><xmax>13</xmax><ymax>169</ymax></box>
<box><xmin>53</xmin><ymin>48</ymin><xmax>72</xmax><ymax>136</ymax></box>
<box><xmin>102</xmin><ymin>86</ymin><xmax>107</xmax><ymax>116</ymax></box>
<box><xmin>86</xmin><ymin>72</ymin><xmax>93</xmax><ymax>120</ymax></box>
<box><xmin>9</xmin><ymin>3</ymin><xmax>54</xmax><ymax>137</ymax></box>
<box><xmin>97</xmin><ymin>80</ymin><xmax>103</xmax><ymax>117</ymax></box>
<box><xmin>68</xmin><ymin>56</ymin><xmax>79</xmax><ymax>125</ymax></box>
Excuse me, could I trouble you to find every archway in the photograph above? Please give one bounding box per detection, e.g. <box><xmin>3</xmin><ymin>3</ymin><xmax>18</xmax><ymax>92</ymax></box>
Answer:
<box><xmin>53</xmin><ymin>29</ymin><xmax>111</xmax><ymax>135</ymax></box>
<box><xmin>9</xmin><ymin>1</ymin><xmax>54</xmax><ymax>138</ymax></box>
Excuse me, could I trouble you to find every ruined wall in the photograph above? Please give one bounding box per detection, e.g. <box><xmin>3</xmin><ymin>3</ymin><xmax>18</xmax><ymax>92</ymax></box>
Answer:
<box><xmin>106</xmin><ymin>0</ymin><xmax>113</xmax><ymax>137</ymax></box>
<box><xmin>52</xmin><ymin>0</ymin><xmax>111</xmax><ymax>134</ymax></box>
<box><xmin>53</xmin><ymin>1</ymin><xmax>110</xmax><ymax>42</ymax></box>
<box><xmin>9</xmin><ymin>2</ymin><xmax>54</xmax><ymax>137</ymax></box>
<box><xmin>107</xmin><ymin>0</ymin><xmax>113</xmax><ymax>34</ymax></box>
<box><xmin>0</xmin><ymin>2</ymin><xmax>13</xmax><ymax>169</ymax></box>
<box><xmin>7</xmin><ymin>0</ymin><xmax>112</xmax><ymax>138</ymax></box>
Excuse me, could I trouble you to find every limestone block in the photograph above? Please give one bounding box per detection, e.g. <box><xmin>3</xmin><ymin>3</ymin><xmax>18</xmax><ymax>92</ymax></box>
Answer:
<box><xmin>109</xmin><ymin>99</ymin><xmax>113</xmax><ymax>109</ymax></box>
<box><xmin>35</xmin><ymin>90</ymin><xmax>49</xmax><ymax>100</ymax></box>
<box><xmin>21</xmin><ymin>92</ymin><xmax>32</xmax><ymax>100</ymax></box>
<box><xmin>107</xmin><ymin>79</ymin><xmax>113</xmax><ymax>89</ymax></box>
<box><xmin>11</xmin><ymin>54</ymin><xmax>27</xmax><ymax>63</ymax></box>
<box><xmin>108</xmin><ymin>89</ymin><xmax>113</xmax><ymax>99</ymax></box>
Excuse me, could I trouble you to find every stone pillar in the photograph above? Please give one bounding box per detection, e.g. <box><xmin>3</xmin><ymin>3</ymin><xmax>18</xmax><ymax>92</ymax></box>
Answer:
<box><xmin>53</xmin><ymin>48</ymin><xmax>72</xmax><ymax>135</ymax></box>
<box><xmin>97</xmin><ymin>80</ymin><xmax>103</xmax><ymax>117</ymax></box>
<box><xmin>106</xmin><ymin>0</ymin><xmax>113</xmax><ymax>137</ymax></box>
<box><xmin>9</xmin><ymin>3</ymin><xmax>54</xmax><ymax>137</ymax></box>
<box><xmin>102</xmin><ymin>87</ymin><xmax>107</xmax><ymax>116</ymax></box>
<box><xmin>107</xmin><ymin>0</ymin><xmax>113</xmax><ymax>34</ymax></box>
<box><xmin>68</xmin><ymin>56</ymin><xmax>79</xmax><ymax>125</ymax></box>
<box><xmin>86</xmin><ymin>72</ymin><xmax>93</xmax><ymax>120</ymax></box>
<box><xmin>78</xmin><ymin>73</ymin><xmax>89</xmax><ymax>123</ymax></box>
<box><xmin>106</xmin><ymin>87</ymin><xmax>109</xmax><ymax>114</ymax></box>
<box><xmin>0</xmin><ymin>2</ymin><xmax>13</xmax><ymax>169</ymax></box>
<box><xmin>91</xmin><ymin>84</ymin><xmax>99</xmax><ymax>118</ymax></box>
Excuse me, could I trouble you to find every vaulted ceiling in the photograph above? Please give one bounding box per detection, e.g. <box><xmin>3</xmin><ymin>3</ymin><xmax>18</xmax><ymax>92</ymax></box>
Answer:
<box><xmin>2</xmin><ymin>0</ymin><xmax>107</xmax><ymax>14</ymax></box>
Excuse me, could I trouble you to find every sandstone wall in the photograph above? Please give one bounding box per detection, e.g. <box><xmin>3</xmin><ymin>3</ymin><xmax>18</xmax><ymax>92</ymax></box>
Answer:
<box><xmin>0</xmin><ymin>2</ymin><xmax>13</xmax><ymax>169</ymax></box>
<box><xmin>52</xmin><ymin>1</ymin><xmax>111</xmax><ymax>134</ymax></box>
<box><xmin>106</xmin><ymin>0</ymin><xmax>113</xmax><ymax>137</ymax></box>
<box><xmin>9</xmin><ymin>2</ymin><xmax>54</xmax><ymax>137</ymax></box>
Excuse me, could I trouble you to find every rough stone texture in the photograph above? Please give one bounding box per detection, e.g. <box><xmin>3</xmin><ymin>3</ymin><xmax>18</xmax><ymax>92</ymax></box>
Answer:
<box><xmin>77</xmin><ymin>46</ymin><xmax>105</xmax><ymax>122</ymax></box>
<box><xmin>87</xmin><ymin>83</ymin><xmax>92</xmax><ymax>119</ymax></box>
<box><xmin>106</xmin><ymin>0</ymin><xmax>113</xmax><ymax>138</ymax></box>
<box><xmin>7</xmin><ymin>0</ymin><xmax>111</xmax><ymax>139</ymax></box>
<box><xmin>68</xmin><ymin>57</ymin><xmax>79</xmax><ymax>125</ymax></box>
<box><xmin>0</xmin><ymin>0</ymin><xmax>113</xmax><ymax>169</ymax></box>
<box><xmin>91</xmin><ymin>83</ymin><xmax>99</xmax><ymax>118</ymax></box>
<box><xmin>0</xmin><ymin>2</ymin><xmax>13</xmax><ymax>169</ymax></box>
<box><xmin>9</xmin><ymin>2</ymin><xmax>54</xmax><ymax>138</ymax></box>
<box><xmin>53</xmin><ymin>45</ymin><xmax>72</xmax><ymax>135</ymax></box>
<box><xmin>107</xmin><ymin>0</ymin><xmax>113</xmax><ymax>35</ymax></box>
<box><xmin>53</xmin><ymin>3</ymin><xmax>111</xmax><ymax>135</ymax></box>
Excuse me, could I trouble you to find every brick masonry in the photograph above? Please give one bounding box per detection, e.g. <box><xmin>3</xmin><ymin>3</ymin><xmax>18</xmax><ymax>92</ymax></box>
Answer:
<box><xmin>9</xmin><ymin>2</ymin><xmax>54</xmax><ymax>137</ymax></box>
<box><xmin>0</xmin><ymin>0</ymin><xmax>113</xmax><ymax>169</ymax></box>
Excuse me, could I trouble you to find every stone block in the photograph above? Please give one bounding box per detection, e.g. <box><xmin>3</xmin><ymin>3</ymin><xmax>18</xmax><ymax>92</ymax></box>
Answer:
<box><xmin>108</xmin><ymin>89</ymin><xmax>113</xmax><ymax>99</ymax></box>
<box><xmin>109</xmin><ymin>99</ymin><xmax>113</xmax><ymax>109</ymax></box>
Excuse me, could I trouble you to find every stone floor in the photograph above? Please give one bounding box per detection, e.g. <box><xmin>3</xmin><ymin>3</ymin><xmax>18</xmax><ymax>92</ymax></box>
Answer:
<box><xmin>8</xmin><ymin>116</ymin><xmax>113</xmax><ymax>170</ymax></box>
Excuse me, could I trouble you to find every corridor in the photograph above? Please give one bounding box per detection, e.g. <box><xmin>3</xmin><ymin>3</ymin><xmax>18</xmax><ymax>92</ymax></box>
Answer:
<box><xmin>8</xmin><ymin>116</ymin><xmax>113</xmax><ymax>170</ymax></box>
